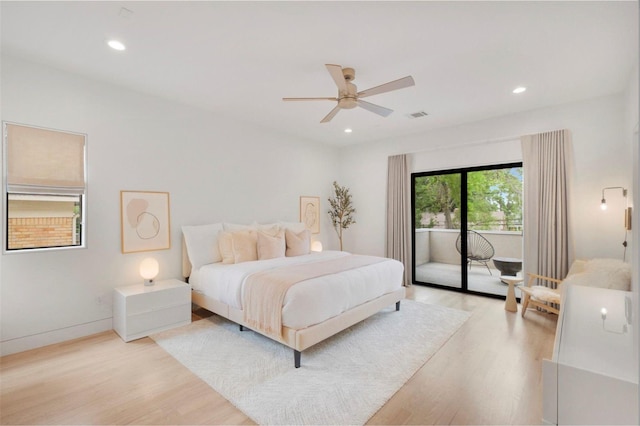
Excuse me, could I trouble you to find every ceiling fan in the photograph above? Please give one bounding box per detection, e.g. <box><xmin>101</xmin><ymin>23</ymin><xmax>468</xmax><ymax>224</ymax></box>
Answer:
<box><xmin>283</xmin><ymin>64</ymin><xmax>415</xmax><ymax>123</ymax></box>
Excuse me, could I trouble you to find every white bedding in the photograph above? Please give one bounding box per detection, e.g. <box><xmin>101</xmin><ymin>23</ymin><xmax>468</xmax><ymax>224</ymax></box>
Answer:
<box><xmin>190</xmin><ymin>250</ymin><xmax>404</xmax><ymax>330</ymax></box>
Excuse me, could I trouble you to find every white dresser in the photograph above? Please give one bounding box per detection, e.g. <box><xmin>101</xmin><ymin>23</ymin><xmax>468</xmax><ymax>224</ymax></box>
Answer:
<box><xmin>113</xmin><ymin>278</ymin><xmax>191</xmax><ymax>342</ymax></box>
<box><xmin>542</xmin><ymin>284</ymin><xmax>638</xmax><ymax>425</ymax></box>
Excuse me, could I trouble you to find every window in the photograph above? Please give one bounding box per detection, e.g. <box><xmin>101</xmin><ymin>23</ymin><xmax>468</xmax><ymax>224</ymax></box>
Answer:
<box><xmin>3</xmin><ymin>122</ymin><xmax>86</xmax><ymax>251</ymax></box>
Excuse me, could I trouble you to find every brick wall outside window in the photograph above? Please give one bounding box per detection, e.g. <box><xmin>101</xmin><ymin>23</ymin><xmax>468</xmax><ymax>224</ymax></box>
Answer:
<box><xmin>8</xmin><ymin>217</ymin><xmax>74</xmax><ymax>249</ymax></box>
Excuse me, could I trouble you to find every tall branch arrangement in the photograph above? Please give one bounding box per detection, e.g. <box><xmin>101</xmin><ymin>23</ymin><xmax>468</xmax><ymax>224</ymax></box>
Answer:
<box><xmin>327</xmin><ymin>181</ymin><xmax>356</xmax><ymax>251</ymax></box>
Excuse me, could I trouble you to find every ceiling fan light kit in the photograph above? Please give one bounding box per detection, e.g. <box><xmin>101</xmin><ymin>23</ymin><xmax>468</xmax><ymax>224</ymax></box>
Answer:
<box><xmin>283</xmin><ymin>64</ymin><xmax>415</xmax><ymax>123</ymax></box>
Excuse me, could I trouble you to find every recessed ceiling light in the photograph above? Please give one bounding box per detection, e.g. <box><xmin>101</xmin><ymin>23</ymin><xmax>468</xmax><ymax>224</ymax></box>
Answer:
<box><xmin>344</xmin><ymin>128</ymin><xmax>352</xmax><ymax>133</ymax></box>
<box><xmin>107</xmin><ymin>40</ymin><xmax>126</xmax><ymax>51</ymax></box>
<box><xmin>512</xmin><ymin>86</ymin><xmax>527</xmax><ymax>94</ymax></box>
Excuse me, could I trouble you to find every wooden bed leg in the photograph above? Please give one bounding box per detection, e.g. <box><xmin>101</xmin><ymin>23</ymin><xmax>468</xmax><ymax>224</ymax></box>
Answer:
<box><xmin>294</xmin><ymin>350</ymin><xmax>301</xmax><ymax>368</ymax></box>
<box><xmin>396</xmin><ymin>301</ymin><xmax>401</xmax><ymax>311</ymax></box>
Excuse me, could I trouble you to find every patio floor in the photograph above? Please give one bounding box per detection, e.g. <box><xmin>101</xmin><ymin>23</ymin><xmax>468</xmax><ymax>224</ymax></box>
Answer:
<box><xmin>414</xmin><ymin>261</ymin><xmax>522</xmax><ymax>298</ymax></box>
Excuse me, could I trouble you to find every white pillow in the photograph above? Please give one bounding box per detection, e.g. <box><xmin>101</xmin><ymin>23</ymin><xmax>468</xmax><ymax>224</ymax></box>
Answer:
<box><xmin>182</xmin><ymin>223</ymin><xmax>224</xmax><ymax>269</ymax></box>
<box><xmin>223</xmin><ymin>222</ymin><xmax>257</xmax><ymax>232</ymax></box>
<box><xmin>278</xmin><ymin>221</ymin><xmax>307</xmax><ymax>234</ymax></box>
<box><xmin>253</xmin><ymin>222</ymin><xmax>281</xmax><ymax>236</ymax></box>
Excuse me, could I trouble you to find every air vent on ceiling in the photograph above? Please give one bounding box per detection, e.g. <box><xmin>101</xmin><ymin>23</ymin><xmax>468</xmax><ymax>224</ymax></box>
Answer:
<box><xmin>407</xmin><ymin>111</ymin><xmax>429</xmax><ymax>119</ymax></box>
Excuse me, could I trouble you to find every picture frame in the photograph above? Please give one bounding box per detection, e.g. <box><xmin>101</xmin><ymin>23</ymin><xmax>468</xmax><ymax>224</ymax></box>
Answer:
<box><xmin>120</xmin><ymin>190</ymin><xmax>171</xmax><ymax>253</ymax></box>
<box><xmin>300</xmin><ymin>196</ymin><xmax>320</xmax><ymax>234</ymax></box>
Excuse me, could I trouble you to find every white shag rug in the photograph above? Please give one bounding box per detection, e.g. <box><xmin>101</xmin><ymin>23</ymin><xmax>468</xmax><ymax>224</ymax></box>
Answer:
<box><xmin>150</xmin><ymin>300</ymin><xmax>470</xmax><ymax>425</ymax></box>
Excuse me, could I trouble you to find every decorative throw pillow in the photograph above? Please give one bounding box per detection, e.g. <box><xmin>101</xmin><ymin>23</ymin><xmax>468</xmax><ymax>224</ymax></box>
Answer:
<box><xmin>181</xmin><ymin>223</ymin><xmax>224</xmax><ymax>269</ymax></box>
<box><xmin>257</xmin><ymin>229</ymin><xmax>286</xmax><ymax>260</ymax></box>
<box><xmin>285</xmin><ymin>229</ymin><xmax>310</xmax><ymax>257</ymax></box>
<box><xmin>231</xmin><ymin>230</ymin><xmax>258</xmax><ymax>263</ymax></box>
<box><xmin>218</xmin><ymin>231</ymin><xmax>235</xmax><ymax>264</ymax></box>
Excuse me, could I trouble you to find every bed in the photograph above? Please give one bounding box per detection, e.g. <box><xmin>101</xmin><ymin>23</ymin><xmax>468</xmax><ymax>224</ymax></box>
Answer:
<box><xmin>182</xmin><ymin>221</ymin><xmax>406</xmax><ymax>367</ymax></box>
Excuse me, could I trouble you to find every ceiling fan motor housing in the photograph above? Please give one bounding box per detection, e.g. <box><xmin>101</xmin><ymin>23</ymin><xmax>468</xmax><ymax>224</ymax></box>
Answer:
<box><xmin>338</xmin><ymin>81</ymin><xmax>358</xmax><ymax>109</ymax></box>
<box><xmin>342</xmin><ymin>67</ymin><xmax>356</xmax><ymax>81</ymax></box>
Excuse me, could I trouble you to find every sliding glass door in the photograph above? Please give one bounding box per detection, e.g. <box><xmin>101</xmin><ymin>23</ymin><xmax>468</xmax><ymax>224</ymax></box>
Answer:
<box><xmin>412</xmin><ymin>163</ymin><xmax>523</xmax><ymax>298</ymax></box>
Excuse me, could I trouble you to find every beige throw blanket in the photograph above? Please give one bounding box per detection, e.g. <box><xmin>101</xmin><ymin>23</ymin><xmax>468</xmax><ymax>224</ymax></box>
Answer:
<box><xmin>242</xmin><ymin>255</ymin><xmax>386</xmax><ymax>339</ymax></box>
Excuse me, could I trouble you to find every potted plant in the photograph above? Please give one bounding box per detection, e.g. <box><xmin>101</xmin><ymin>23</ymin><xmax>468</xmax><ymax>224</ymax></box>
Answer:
<box><xmin>328</xmin><ymin>181</ymin><xmax>356</xmax><ymax>251</ymax></box>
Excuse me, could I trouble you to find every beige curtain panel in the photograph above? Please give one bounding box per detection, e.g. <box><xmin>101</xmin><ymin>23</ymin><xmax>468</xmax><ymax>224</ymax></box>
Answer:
<box><xmin>386</xmin><ymin>154</ymin><xmax>412</xmax><ymax>286</ymax></box>
<box><xmin>6</xmin><ymin>123</ymin><xmax>86</xmax><ymax>193</ymax></box>
<box><xmin>521</xmin><ymin>129</ymin><xmax>574</xmax><ymax>287</ymax></box>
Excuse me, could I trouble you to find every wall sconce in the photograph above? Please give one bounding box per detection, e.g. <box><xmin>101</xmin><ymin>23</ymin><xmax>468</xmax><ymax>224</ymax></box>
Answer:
<box><xmin>600</xmin><ymin>186</ymin><xmax>632</xmax><ymax>231</ymax></box>
<box><xmin>139</xmin><ymin>257</ymin><xmax>159</xmax><ymax>286</ymax></box>
<box><xmin>600</xmin><ymin>186</ymin><xmax>626</xmax><ymax>210</ymax></box>
<box><xmin>311</xmin><ymin>241</ymin><xmax>323</xmax><ymax>252</ymax></box>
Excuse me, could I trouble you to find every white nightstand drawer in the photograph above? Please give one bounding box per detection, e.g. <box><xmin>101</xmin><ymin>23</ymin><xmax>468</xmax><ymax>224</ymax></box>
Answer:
<box><xmin>113</xmin><ymin>279</ymin><xmax>192</xmax><ymax>342</ymax></box>
<box><xmin>126</xmin><ymin>303</ymin><xmax>191</xmax><ymax>336</ymax></box>
<box><xmin>126</xmin><ymin>285</ymin><xmax>189</xmax><ymax>315</ymax></box>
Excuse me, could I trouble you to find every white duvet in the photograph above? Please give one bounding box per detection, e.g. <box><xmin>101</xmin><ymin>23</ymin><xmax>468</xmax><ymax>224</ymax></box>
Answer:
<box><xmin>190</xmin><ymin>250</ymin><xmax>404</xmax><ymax>329</ymax></box>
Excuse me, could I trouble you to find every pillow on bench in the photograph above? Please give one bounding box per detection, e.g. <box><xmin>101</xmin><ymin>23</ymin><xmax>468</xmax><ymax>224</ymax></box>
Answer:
<box><xmin>563</xmin><ymin>258</ymin><xmax>631</xmax><ymax>291</ymax></box>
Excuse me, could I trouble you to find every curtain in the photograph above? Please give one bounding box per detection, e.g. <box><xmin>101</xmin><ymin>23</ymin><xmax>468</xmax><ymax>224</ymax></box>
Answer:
<box><xmin>386</xmin><ymin>154</ymin><xmax>412</xmax><ymax>286</ymax></box>
<box><xmin>521</xmin><ymin>129</ymin><xmax>574</xmax><ymax>287</ymax></box>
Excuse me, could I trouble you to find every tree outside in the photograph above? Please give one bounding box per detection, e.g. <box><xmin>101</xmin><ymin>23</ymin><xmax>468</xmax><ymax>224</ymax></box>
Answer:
<box><xmin>415</xmin><ymin>167</ymin><xmax>522</xmax><ymax>231</ymax></box>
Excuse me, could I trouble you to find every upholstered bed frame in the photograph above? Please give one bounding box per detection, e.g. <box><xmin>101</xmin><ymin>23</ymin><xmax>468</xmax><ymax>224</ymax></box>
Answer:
<box><xmin>182</xmin><ymin>240</ymin><xmax>406</xmax><ymax>367</ymax></box>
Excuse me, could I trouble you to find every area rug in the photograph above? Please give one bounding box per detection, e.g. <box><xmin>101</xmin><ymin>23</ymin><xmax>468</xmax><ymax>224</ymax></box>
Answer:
<box><xmin>150</xmin><ymin>300</ymin><xmax>470</xmax><ymax>425</ymax></box>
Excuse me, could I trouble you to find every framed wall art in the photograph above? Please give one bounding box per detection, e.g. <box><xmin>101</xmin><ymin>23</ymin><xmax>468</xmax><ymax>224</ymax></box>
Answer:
<box><xmin>300</xmin><ymin>196</ymin><xmax>320</xmax><ymax>234</ymax></box>
<box><xmin>120</xmin><ymin>190</ymin><xmax>171</xmax><ymax>253</ymax></box>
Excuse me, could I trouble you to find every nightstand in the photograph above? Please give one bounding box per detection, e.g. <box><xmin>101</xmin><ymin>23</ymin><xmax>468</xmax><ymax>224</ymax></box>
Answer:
<box><xmin>113</xmin><ymin>278</ymin><xmax>191</xmax><ymax>342</ymax></box>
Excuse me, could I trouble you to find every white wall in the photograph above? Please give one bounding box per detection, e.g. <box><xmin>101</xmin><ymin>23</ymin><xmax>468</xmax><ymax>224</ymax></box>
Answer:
<box><xmin>0</xmin><ymin>56</ymin><xmax>341</xmax><ymax>355</ymax></box>
<box><xmin>339</xmin><ymin>94</ymin><xmax>633</xmax><ymax>265</ymax></box>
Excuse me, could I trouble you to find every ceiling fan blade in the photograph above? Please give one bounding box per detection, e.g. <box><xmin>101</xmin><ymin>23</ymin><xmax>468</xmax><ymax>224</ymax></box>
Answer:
<box><xmin>357</xmin><ymin>76</ymin><xmax>415</xmax><ymax>98</ymax></box>
<box><xmin>283</xmin><ymin>97</ymin><xmax>337</xmax><ymax>101</ymax></box>
<box><xmin>357</xmin><ymin>99</ymin><xmax>393</xmax><ymax>117</ymax></box>
<box><xmin>325</xmin><ymin>64</ymin><xmax>347</xmax><ymax>92</ymax></box>
<box><xmin>320</xmin><ymin>105</ymin><xmax>341</xmax><ymax>123</ymax></box>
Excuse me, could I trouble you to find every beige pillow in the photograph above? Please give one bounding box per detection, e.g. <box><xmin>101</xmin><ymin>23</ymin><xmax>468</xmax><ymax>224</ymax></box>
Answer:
<box><xmin>285</xmin><ymin>229</ymin><xmax>310</xmax><ymax>257</ymax></box>
<box><xmin>232</xmin><ymin>230</ymin><xmax>258</xmax><ymax>263</ymax></box>
<box><xmin>257</xmin><ymin>230</ymin><xmax>286</xmax><ymax>260</ymax></box>
<box><xmin>218</xmin><ymin>231</ymin><xmax>235</xmax><ymax>264</ymax></box>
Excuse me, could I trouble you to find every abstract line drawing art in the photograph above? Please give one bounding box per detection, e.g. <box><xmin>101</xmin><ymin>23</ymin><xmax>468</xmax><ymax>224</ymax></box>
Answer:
<box><xmin>300</xmin><ymin>196</ymin><xmax>320</xmax><ymax>234</ymax></box>
<box><xmin>120</xmin><ymin>191</ymin><xmax>171</xmax><ymax>253</ymax></box>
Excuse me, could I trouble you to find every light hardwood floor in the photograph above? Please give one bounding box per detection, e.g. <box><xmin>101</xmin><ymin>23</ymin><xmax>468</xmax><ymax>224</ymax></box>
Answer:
<box><xmin>1</xmin><ymin>286</ymin><xmax>557</xmax><ymax>425</ymax></box>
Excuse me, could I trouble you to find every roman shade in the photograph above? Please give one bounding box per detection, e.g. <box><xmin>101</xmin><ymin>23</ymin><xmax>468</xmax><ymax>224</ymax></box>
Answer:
<box><xmin>6</xmin><ymin>123</ymin><xmax>86</xmax><ymax>194</ymax></box>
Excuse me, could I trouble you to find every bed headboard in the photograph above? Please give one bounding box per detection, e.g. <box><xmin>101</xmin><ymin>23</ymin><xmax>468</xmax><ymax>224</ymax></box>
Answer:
<box><xmin>182</xmin><ymin>238</ymin><xmax>192</xmax><ymax>279</ymax></box>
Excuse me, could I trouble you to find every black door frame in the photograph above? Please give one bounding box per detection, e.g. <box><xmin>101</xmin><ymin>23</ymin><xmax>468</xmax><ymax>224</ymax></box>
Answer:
<box><xmin>410</xmin><ymin>162</ymin><xmax>522</xmax><ymax>299</ymax></box>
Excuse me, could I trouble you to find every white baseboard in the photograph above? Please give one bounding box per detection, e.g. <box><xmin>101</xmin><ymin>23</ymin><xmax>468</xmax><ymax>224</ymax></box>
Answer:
<box><xmin>0</xmin><ymin>318</ymin><xmax>113</xmax><ymax>356</ymax></box>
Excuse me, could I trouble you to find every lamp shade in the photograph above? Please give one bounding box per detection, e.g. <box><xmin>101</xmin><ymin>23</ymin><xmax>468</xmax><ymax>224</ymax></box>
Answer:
<box><xmin>139</xmin><ymin>257</ymin><xmax>159</xmax><ymax>285</ymax></box>
<box><xmin>311</xmin><ymin>241</ymin><xmax>323</xmax><ymax>252</ymax></box>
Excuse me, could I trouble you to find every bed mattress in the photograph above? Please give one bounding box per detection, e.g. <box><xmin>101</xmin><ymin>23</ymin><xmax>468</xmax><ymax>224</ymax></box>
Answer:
<box><xmin>190</xmin><ymin>250</ymin><xmax>404</xmax><ymax>329</ymax></box>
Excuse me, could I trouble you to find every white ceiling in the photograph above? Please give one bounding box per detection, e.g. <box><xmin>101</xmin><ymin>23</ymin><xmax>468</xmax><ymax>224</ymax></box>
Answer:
<box><xmin>1</xmin><ymin>1</ymin><xmax>637</xmax><ymax>146</ymax></box>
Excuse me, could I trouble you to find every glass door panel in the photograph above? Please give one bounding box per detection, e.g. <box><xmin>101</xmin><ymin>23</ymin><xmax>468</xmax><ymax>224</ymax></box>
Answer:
<box><xmin>413</xmin><ymin>173</ymin><xmax>463</xmax><ymax>289</ymax></box>
<box><xmin>466</xmin><ymin>167</ymin><xmax>523</xmax><ymax>297</ymax></box>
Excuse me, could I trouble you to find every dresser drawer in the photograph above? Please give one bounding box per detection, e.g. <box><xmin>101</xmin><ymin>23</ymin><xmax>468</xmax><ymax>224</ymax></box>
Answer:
<box><xmin>127</xmin><ymin>303</ymin><xmax>191</xmax><ymax>336</ymax></box>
